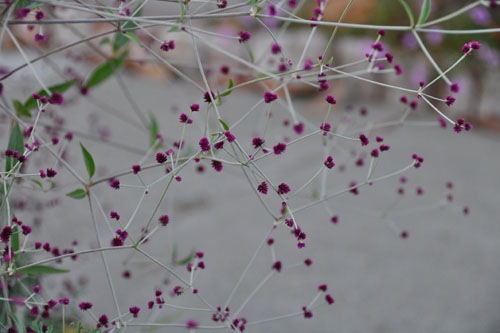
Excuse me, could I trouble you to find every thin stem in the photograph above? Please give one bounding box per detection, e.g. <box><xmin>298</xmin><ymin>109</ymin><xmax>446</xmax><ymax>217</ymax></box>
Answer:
<box><xmin>88</xmin><ymin>193</ymin><xmax>123</xmax><ymax>320</ymax></box>
<box><xmin>223</xmin><ymin>225</ymin><xmax>274</xmax><ymax>309</ymax></box>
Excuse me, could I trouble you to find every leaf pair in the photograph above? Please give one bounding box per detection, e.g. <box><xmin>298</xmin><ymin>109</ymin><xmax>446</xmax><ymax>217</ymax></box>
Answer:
<box><xmin>66</xmin><ymin>143</ymin><xmax>95</xmax><ymax>200</ymax></box>
<box><xmin>399</xmin><ymin>0</ymin><xmax>431</xmax><ymax>26</ymax></box>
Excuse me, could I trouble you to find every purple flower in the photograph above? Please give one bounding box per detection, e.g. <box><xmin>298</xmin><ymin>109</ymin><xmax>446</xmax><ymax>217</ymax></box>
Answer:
<box><xmin>257</xmin><ymin>181</ymin><xmax>268</xmax><ymax>194</ymax></box>
<box><xmin>252</xmin><ymin>137</ymin><xmax>265</xmax><ymax>149</ymax></box>
<box><xmin>277</xmin><ymin>183</ymin><xmax>291</xmax><ymax>195</ymax></box>
<box><xmin>264</xmin><ymin>91</ymin><xmax>278</xmax><ymax>103</ymax></box>
<box><xmin>224</xmin><ymin>131</ymin><xmax>236</xmax><ymax>142</ymax></box>
<box><xmin>211</xmin><ymin>160</ymin><xmax>223</xmax><ymax>172</ymax></box>
<box><xmin>129</xmin><ymin>306</ymin><xmax>140</xmax><ymax>318</ymax></box>
<box><xmin>273</xmin><ymin>142</ymin><xmax>286</xmax><ymax>155</ymax></box>
<box><xmin>78</xmin><ymin>302</ymin><xmax>93</xmax><ymax>311</ymax></box>
<box><xmin>272</xmin><ymin>261</ymin><xmax>282</xmax><ymax>272</ymax></box>
<box><xmin>394</xmin><ymin>64</ymin><xmax>403</xmax><ymax>75</ymax></box>
<box><xmin>159</xmin><ymin>214</ymin><xmax>169</xmax><ymax>226</ymax></box>
<box><xmin>199</xmin><ymin>137</ymin><xmax>211</xmax><ymax>152</ymax></box>
<box><xmin>98</xmin><ymin>314</ymin><xmax>109</xmax><ymax>328</ymax></box>
<box><xmin>320</xmin><ymin>122</ymin><xmax>331</xmax><ymax>136</ymax></box>
<box><xmin>217</xmin><ymin>0</ymin><xmax>227</xmax><ymax>8</ymax></box>
<box><xmin>156</xmin><ymin>152</ymin><xmax>167</xmax><ymax>164</ymax></box>
<box><xmin>1</xmin><ymin>226</ymin><xmax>12</xmax><ymax>243</ymax></box>
<box><xmin>132</xmin><ymin>164</ymin><xmax>141</xmax><ymax>174</ymax></box>
<box><xmin>48</xmin><ymin>92</ymin><xmax>63</xmax><ymax>105</ymax></box>
<box><xmin>204</xmin><ymin>91</ymin><xmax>216</xmax><ymax>103</ymax></box>
<box><xmin>16</xmin><ymin>7</ymin><xmax>30</xmax><ymax>19</ymax></box>
<box><xmin>293</xmin><ymin>122</ymin><xmax>304</xmax><ymax>135</ymax></box>
<box><xmin>45</xmin><ymin>168</ymin><xmax>57</xmax><ymax>178</ymax></box>
<box><xmin>271</xmin><ymin>43</ymin><xmax>281</xmax><ymax>54</ymax></box>
<box><xmin>324</xmin><ymin>156</ymin><xmax>335</xmax><ymax>169</ymax></box>
<box><xmin>109</xmin><ymin>178</ymin><xmax>120</xmax><ymax>190</ymax></box>
<box><xmin>238</xmin><ymin>31</ymin><xmax>251</xmax><ymax>43</ymax></box>
<box><xmin>303</xmin><ymin>58</ymin><xmax>314</xmax><ymax>71</ymax></box>
<box><xmin>359</xmin><ymin>134</ymin><xmax>369</xmax><ymax>146</ymax></box>
<box><xmin>385</xmin><ymin>52</ymin><xmax>394</xmax><ymax>63</ymax></box>
<box><xmin>445</xmin><ymin>96</ymin><xmax>456</xmax><ymax>106</ymax></box>
<box><xmin>186</xmin><ymin>319</ymin><xmax>199</xmax><ymax>328</ymax></box>
<box><xmin>110</xmin><ymin>211</ymin><xmax>120</xmax><ymax>220</ymax></box>
<box><xmin>160</xmin><ymin>40</ymin><xmax>175</xmax><ymax>52</ymax></box>
<box><xmin>325</xmin><ymin>95</ymin><xmax>336</xmax><ymax>104</ymax></box>
<box><xmin>179</xmin><ymin>113</ymin><xmax>192</xmax><ymax>124</ymax></box>
<box><xmin>302</xmin><ymin>306</ymin><xmax>313</xmax><ymax>318</ymax></box>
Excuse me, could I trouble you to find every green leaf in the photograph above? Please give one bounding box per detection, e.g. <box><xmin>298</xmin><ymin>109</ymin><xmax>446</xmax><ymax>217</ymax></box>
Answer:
<box><xmin>398</xmin><ymin>0</ymin><xmax>415</xmax><ymax>27</ymax></box>
<box><xmin>14</xmin><ymin>0</ymin><xmax>37</xmax><ymax>9</ymax></box>
<box><xmin>176</xmin><ymin>250</ymin><xmax>195</xmax><ymax>266</ymax></box>
<box><xmin>11</xmin><ymin>226</ymin><xmax>19</xmax><ymax>253</ymax></box>
<box><xmin>123</xmin><ymin>31</ymin><xmax>141</xmax><ymax>46</ymax></box>
<box><xmin>99</xmin><ymin>37</ymin><xmax>111</xmax><ymax>46</ymax></box>
<box><xmin>416</xmin><ymin>0</ymin><xmax>431</xmax><ymax>25</ymax></box>
<box><xmin>149</xmin><ymin>114</ymin><xmax>159</xmax><ymax>147</ymax></box>
<box><xmin>16</xmin><ymin>265</ymin><xmax>69</xmax><ymax>276</ymax></box>
<box><xmin>113</xmin><ymin>7</ymin><xmax>142</xmax><ymax>52</ymax></box>
<box><xmin>85</xmin><ymin>53</ymin><xmax>127</xmax><ymax>89</ymax></box>
<box><xmin>220</xmin><ymin>78</ymin><xmax>234</xmax><ymax>97</ymax></box>
<box><xmin>23</xmin><ymin>80</ymin><xmax>76</xmax><ymax>112</ymax></box>
<box><xmin>80</xmin><ymin>143</ymin><xmax>95</xmax><ymax>179</ymax></box>
<box><xmin>13</xmin><ymin>99</ymin><xmax>31</xmax><ymax>117</ymax></box>
<box><xmin>31</xmin><ymin>179</ymin><xmax>44</xmax><ymax>190</ymax></box>
<box><xmin>218</xmin><ymin>119</ymin><xmax>229</xmax><ymax>131</ymax></box>
<box><xmin>5</xmin><ymin>122</ymin><xmax>24</xmax><ymax>173</ymax></box>
<box><xmin>179</xmin><ymin>2</ymin><xmax>186</xmax><ymax>19</ymax></box>
<box><xmin>171</xmin><ymin>243</ymin><xmax>178</xmax><ymax>263</ymax></box>
<box><xmin>66</xmin><ymin>188</ymin><xmax>87</xmax><ymax>199</ymax></box>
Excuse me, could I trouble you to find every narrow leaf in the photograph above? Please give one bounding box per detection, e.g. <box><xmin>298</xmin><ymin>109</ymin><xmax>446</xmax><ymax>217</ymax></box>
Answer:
<box><xmin>219</xmin><ymin>119</ymin><xmax>230</xmax><ymax>131</ymax></box>
<box><xmin>80</xmin><ymin>143</ymin><xmax>95</xmax><ymax>179</ymax></box>
<box><xmin>13</xmin><ymin>99</ymin><xmax>31</xmax><ymax>117</ymax></box>
<box><xmin>16</xmin><ymin>265</ymin><xmax>69</xmax><ymax>276</ymax></box>
<box><xmin>31</xmin><ymin>179</ymin><xmax>44</xmax><ymax>190</ymax></box>
<box><xmin>171</xmin><ymin>243</ymin><xmax>178</xmax><ymax>263</ymax></box>
<box><xmin>417</xmin><ymin>0</ymin><xmax>431</xmax><ymax>25</ymax></box>
<box><xmin>149</xmin><ymin>114</ymin><xmax>159</xmax><ymax>147</ymax></box>
<box><xmin>124</xmin><ymin>31</ymin><xmax>141</xmax><ymax>46</ymax></box>
<box><xmin>220</xmin><ymin>78</ymin><xmax>234</xmax><ymax>97</ymax></box>
<box><xmin>99</xmin><ymin>37</ymin><xmax>111</xmax><ymax>46</ymax></box>
<box><xmin>176</xmin><ymin>250</ymin><xmax>195</xmax><ymax>266</ymax></box>
<box><xmin>398</xmin><ymin>0</ymin><xmax>415</xmax><ymax>26</ymax></box>
<box><xmin>85</xmin><ymin>53</ymin><xmax>126</xmax><ymax>89</ymax></box>
<box><xmin>23</xmin><ymin>80</ymin><xmax>76</xmax><ymax>111</ymax></box>
<box><xmin>11</xmin><ymin>226</ymin><xmax>19</xmax><ymax>253</ymax></box>
<box><xmin>14</xmin><ymin>0</ymin><xmax>34</xmax><ymax>9</ymax></box>
<box><xmin>113</xmin><ymin>7</ymin><xmax>142</xmax><ymax>51</ymax></box>
<box><xmin>5</xmin><ymin>122</ymin><xmax>24</xmax><ymax>173</ymax></box>
<box><xmin>66</xmin><ymin>188</ymin><xmax>87</xmax><ymax>199</ymax></box>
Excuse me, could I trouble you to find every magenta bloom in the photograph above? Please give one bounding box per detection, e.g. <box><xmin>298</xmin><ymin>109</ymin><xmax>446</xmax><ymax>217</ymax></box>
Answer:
<box><xmin>264</xmin><ymin>91</ymin><xmax>278</xmax><ymax>103</ymax></box>
<box><xmin>199</xmin><ymin>137</ymin><xmax>211</xmax><ymax>152</ymax></box>
<box><xmin>238</xmin><ymin>31</ymin><xmax>251</xmax><ymax>43</ymax></box>
<box><xmin>273</xmin><ymin>142</ymin><xmax>286</xmax><ymax>155</ymax></box>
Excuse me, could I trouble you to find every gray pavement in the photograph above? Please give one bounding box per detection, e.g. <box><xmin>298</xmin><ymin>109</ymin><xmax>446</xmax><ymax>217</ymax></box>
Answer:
<box><xmin>3</xmin><ymin>63</ymin><xmax>500</xmax><ymax>332</ymax></box>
